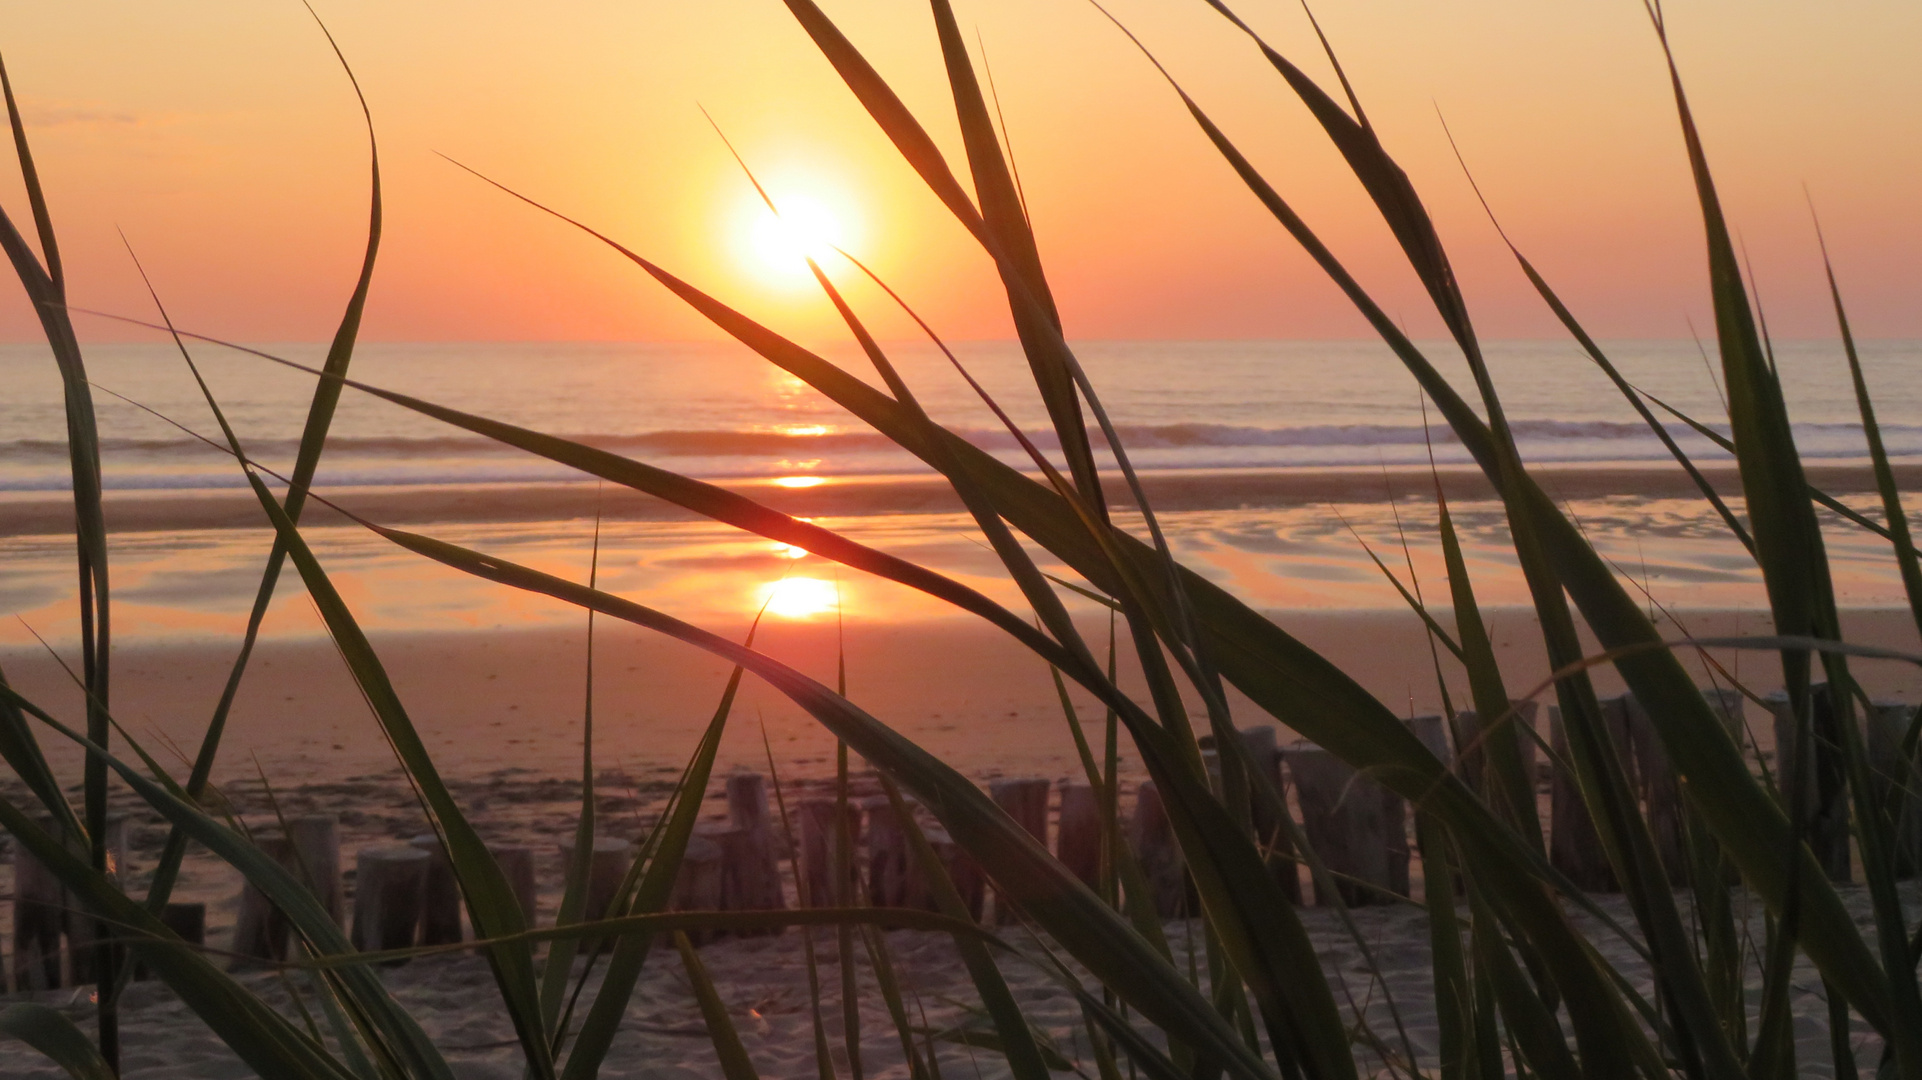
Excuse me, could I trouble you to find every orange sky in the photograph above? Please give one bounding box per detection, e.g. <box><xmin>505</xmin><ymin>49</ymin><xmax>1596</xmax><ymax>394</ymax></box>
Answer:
<box><xmin>0</xmin><ymin>0</ymin><xmax>1916</xmax><ymax>346</ymax></box>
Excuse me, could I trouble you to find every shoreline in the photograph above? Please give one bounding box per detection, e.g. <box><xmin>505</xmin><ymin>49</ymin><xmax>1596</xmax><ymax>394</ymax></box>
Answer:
<box><xmin>3</xmin><ymin>461</ymin><xmax>1917</xmax><ymax>538</ymax></box>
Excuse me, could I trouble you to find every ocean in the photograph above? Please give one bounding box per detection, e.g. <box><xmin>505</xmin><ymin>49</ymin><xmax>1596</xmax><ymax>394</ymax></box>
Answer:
<box><xmin>3</xmin><ymin>337</ymin><xmax>1919</xmax><ymax>643</ymax></box>
<box><xmin>4</xmin><ymin>338</ymin><xmax>1919</xmax><ymax>495</ymax></box>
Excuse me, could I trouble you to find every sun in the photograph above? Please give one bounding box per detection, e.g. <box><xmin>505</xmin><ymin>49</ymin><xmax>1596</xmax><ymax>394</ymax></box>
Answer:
<box><xmin>734</xmin><ymin>184</ymin><xmax>862</xmax><ymax>288</ymax></box>
<box><xmin>762</xmin><ymin>576</ymin><xmax>839</xmax><ymax>619</ymax></box>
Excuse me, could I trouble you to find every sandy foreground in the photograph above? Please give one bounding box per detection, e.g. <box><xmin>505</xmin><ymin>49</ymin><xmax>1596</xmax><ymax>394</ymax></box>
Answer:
<box><xmin>4</xmin><ymin>612</ymin><xmax>1922</xmax><ymax>1076</ymax></box>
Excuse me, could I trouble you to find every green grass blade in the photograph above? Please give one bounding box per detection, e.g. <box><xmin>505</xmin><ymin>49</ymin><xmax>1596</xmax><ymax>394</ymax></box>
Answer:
<box><xmin>0</xmin><ymin>49</ymin><xmax>114</xmax><ymax>1063</ymax></box>
<box><xmin>1648</xmin><ymin>7</ymin><xmax>1922</xmax><ymax>1068</ymax></box>
<box><xmin>920</xmin><ymin>0</ymin><xmax>1102</xmax><ymax>507</ymax></box>
<box><xmin>558</xmin><ymin>627</ymin><xmax>747</xmax><ymax>1080</ymax></box>
<box><xmin>540</xmin><ymin>514</ymin><xmax>605</xmax><ymax>1041</ymax></box>
<box><xmin>0</xmin><ymin>660</ymin><xmax>81</xmax><ymax>833</ymax></box>
<box><xmin>883</xmin><ymin>776</ymin><xmax>1054</xmax><ymax>1080</ymax></box>
<box><xmin>144</xmin><ymin>4</ymin><xmax>382</xmax><ymax>923</ymax></box>
<box><xmin>1819</xmin><ymin>222</ymin><xmax>1922</xmax><ymax>644</ymax></box>
<box><xmin>860</xmin><ymin>924</ymin><xmax>932</xmax><ymax>1080</ymax></box>
<box><xmin>762</xmin><ymin>735</ymin><xmax>839</xmax><ymax>1080</ymax></box>
<box><xmin>677</xmin><ymin>932</ymin><xmax>763</xmax><ymax>1080</ymax></box>
<box><xmin>0</xmin><ymin>1004</ymin><xmax>116</xmax><ymax>1080</ymax></box>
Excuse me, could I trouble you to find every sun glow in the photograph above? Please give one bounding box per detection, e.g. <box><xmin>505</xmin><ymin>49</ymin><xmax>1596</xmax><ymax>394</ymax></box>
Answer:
<box><xmin>735</xmin><ymin>183</ymin><xmax>863</xmax><ymax>288</ymax></box>
<box><xmin>763</xmin><ymin>576</ymin><xmax>839</xmax><ymax>619</ymax></box>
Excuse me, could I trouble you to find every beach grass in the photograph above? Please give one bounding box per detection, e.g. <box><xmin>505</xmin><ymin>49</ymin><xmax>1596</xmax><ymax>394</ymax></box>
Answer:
<box><xmin>4</xmin><ymin>2</ymin><xmax>1921</xmax><ymax>1079</ymax></box>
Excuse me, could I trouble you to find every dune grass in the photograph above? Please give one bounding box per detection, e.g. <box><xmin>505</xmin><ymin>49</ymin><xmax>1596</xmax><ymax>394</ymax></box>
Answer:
<box><xmin>4</xmin><ymin>2</ymin><xmax>1922</xmax><ymax>1079</ymax></box>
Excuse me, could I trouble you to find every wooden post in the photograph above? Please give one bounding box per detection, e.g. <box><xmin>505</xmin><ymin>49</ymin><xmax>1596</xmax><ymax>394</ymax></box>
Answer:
<box><xmin>795</xmin><ymin>797</ymin><xmax>860</xmax><ymax>908</ymax></box>
<box><xmin>671</xmin><ymin>835</ymin><xmax>725</xmax><ymax>947</ymax></box>
<box><xmin>351</xmin><ymin>845</ymin><xmax>429</xmax><ymax>958</ymax></box>
<box><xmin>1619</xmin><ymin>695</ymin><xmax>1688</xmax><ymax>883</ymax></box>
<box><xmin>1868</xmin><ymin>701</ymin><xmax>1922</xmax><ymax>879</ymax></box>
<box><xmin>66</xmin><ymin>813</ymin><xmax>130</xmax><ymax>985</ymax></box>
<box><xmin>1407</xmin><ymin>715</ymin><xmax>1449</xmax><ymax>763</ymax></box>
<box><xmin>1548</xmin><ymin>705</ymin><xmax>1619</xmax><ymax>893</ymax></box>
<box><xmin>410</xmin><ymin>834</ymin><xmax>463</xmax><ymax>946</ymax></box>
<box><xmin>135</xmin><ymin>903</ymin><xmax>207</xmax><ymax>981</ymax></box>
<box><xmin>561</xmin><ymin>836</ymin><xmax>637</xmax><ymax>953</ymax></box>
<box><xmin>1451</xmin><ymin>701</ymin><xmax>1541</xmax><ymax>829</ymax></box>
<box><xmin>1129</xmin><ymin>780</ymin><xmax>1186</xmax><ymax>918</ymax></box>
<box><xmin>1056</xmin><ymin>783</ymin><xmax>1101</xmax><ymax>888</ymax></box>
<box><xmin>1285</xmin><ymin>745</ymin><xmax>1408</xmax><ymax>906</ymax></box>
<box><xmin>865</xmin><ymin>798</ymin><xmax>923</xmax><ymax>908</ymax></box>
<box><xmin>726</xmin><ymin>773</ymin><xmax>786</xmax><ymax>914</ymax></box>
<box><xmin>490</xmin><ymin>844</ymin><xmax>540</xmax><ymax>926</ymax></box>
<box><xmin>924</xmin><ymin>826</ymin><xmax>985</xmax><ymax>921</ymax></box>
<box><xmin>12</xmin><ymin>833</ymin><xmax>64</xmax><ymax>990</ymax></box>
<box><xmin>989</xmin><ymin>778</ymin><xmax>1049</xmax><ymax>923</ymax></box>
<box><xmin>232</xmin><ymin>833</ymin><xmax>294</xmax><ymax>965</ymax></box>
<box><xmin>1767</xmin><ymin>685</ymin><xmax>1851</xmax><ymax>882</ymax></box>
<box><xmin>286</xmin><ymin>815</ymin><xmax>342</xmax><ymax>926</ymax></box>
<box><xmin>1240</xmin><ymin>725</ymin><xmax>1300</xmax><ymax>905</ymax></box>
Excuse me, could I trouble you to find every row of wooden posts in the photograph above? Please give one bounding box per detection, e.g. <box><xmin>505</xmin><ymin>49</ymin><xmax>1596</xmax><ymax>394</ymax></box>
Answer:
<box><xmin>10</xmin><ymin>686</ymin><xmax>1921</xmax><ymax>991</ymax></box>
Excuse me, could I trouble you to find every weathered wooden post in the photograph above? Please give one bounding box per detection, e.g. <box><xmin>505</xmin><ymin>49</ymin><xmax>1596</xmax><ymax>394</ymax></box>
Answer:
<box><xmin>232</xmin><ymin>832</ymin><xmax>295</xmax><ymax>965</ymax></box>
<box><xmin>562</xmin><ymin>835</ymin><xmax>637</xmax><ymax>953</ymax></box>
<box><xmin>795</xmin><ymin>797</ymin><xmax>860</xmax><ymax>908</ymax></box>
<box><xmin>989</xmin><ymin>778</ymin><xmax>1049</xmax><ymax>923</ymax></box>
<box><xmin>1056</xmin><ymin>783</ymin><xmax>1101</xmax><ymax>888</ymax></box>
<box><xmin>1129</xmin><ymin>780</ymin><xmax>1186</xmax><ymax>918</ymax></box>
<box><xmin>865</xmin><ymin>797</ymin><xmax>923</xmax><ymax>908</ymax></box>
<box><xmin>489</xmin><ymin>844</ymin><xmax>540</xmax><ymax>926</ymax></box>
<box><xmin>1285</xmin><ymin>745</ymin><xmax>1409</xmax><ymax>906</ymax></box>
<box><xmin>12</xmin><ymin>831</ymin><xmax>65</xmax><ymax>990</ymax></box>
<box><xmin>135</xmin><ymin>903</ymin><xmax>208</xmax><ymax>981</ymax></box>
<box><xmin>351</xmin><ymin>845</ymin><xmax>430</xmax><ymax>957</ymax></box>
<box><xmin>66</xmin><ymin>814</ymin><xmax>130</xmax><ymax>984</ymax></box>
<box><xmin>1868</xmin><ymin>701</ymin><xmax>1922</xmax><ymax>879</ymax></box>
<box><xmin>923</xmin><ymin>825</ymin><xmax>985</xmax><ymax>920</ymax></box>
<box><xmin>286</xmin><ymin>815</ymin><xmax>342</xmax><ymax>925</ymax></box>
<box><xmin>1451</xmin><ymin>702</ymin><xmax>1541</xmax><ymax>836</ymax></box>
<box><xmin>671</xmin><ymin>835</ymin><xmax>725</xmax><ymax>946</ymax></box>
<box><xmin>1405</xmin><ymin>714</ymin><xmax>1453</xmax><ymax>902</ymax></box>
<box><xmin>726</xmin><ymin>774</ymin><xmax>785</xmax><ymax>915</ymax></box>
<box><xmin>1239</xmin><ymin>725</ymin><xmax>1300</xmax><ymax>905</ymax></box>
<box><xmin>1618</xmin><ymin>695</ymin><xmax>1688</xmax><ymax>883</ymax></box>
<box><xmin>410</xmin><ymin>834</ymin><xmax>463</xmax><ymax>946</ymax></box>
<box><xmin>1767</xmin><ymin>685</ymin><xmax>1851</xmax><ymax>882</ymax></box>
<box><xmin>1547</xmin><ymin>705</ymin><xmax>1623</xmax><ymax>893</ymax></box>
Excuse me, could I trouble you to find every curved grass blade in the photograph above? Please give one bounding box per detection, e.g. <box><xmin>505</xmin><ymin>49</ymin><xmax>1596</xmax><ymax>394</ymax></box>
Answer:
<box><xmin>557</xmin><ymin>620</ymin><xmax>753</xmax><ymax>1080</ymax></box>
<box><xmin>677</xmin><ymin>932</ymin><xmax>763</xmax><ymax>1080</ymax></box>
<box><xmin>231</xmin><ymin>473</ymin><xmax>548</xmax><ymax>1078</ymax></box>
<box><xmin>0</xmin><ymin>1003</ymin><xmax>116</xmax><ymax>1080</ymax></box>
<box><xmin>1647</xmin><ymin>5</ymin><xmax>1922</xmax><ymax>1068</ymax></box>
<box><xmin>882</xmin><ymin>775</ymin><xmax>1054</xmax><ymax>1080</ymax></box>
<box><xmin>540</xmin><ymin>509</ymin><xmax>605</xmax><ymax>1042</ymax></box>
<box><xmin>144</xmin><ymin>2</ymin><xmax>383</xmax><ymax>925</ymax></box>
<box><xmin>0</xmin><ymin>49</ymin><xmax>115</xmax><ymax>1062</ymax></box>
<box><xmin>919</xmin><ymin>0</ymin><xmax>1102</xmax><ymax>508</ymax></box>
<box><xmin>1440</xmin><ymin>125</ymin><xmax>1753</xmax><ymax>558</ymax></box>
<box><xmin>1816</xmin><ymin>215</ymin><xmax>1922</xmax><ymax>643</ymax></box>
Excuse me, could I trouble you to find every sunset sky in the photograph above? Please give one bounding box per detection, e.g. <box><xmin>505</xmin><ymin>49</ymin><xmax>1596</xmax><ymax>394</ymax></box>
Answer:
<box><xmin>1</xmin><ymin>0</ymin><xmax>1916</xmax><ymax>346</ymax></box>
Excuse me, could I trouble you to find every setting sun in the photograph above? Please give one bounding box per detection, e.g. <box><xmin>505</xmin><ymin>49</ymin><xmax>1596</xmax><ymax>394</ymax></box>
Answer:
<box><xmin>736</xmin><ymin>185</ymin><xmax>862</xmax><ymax>288</ymax></box>
<box><xmin>762</xmin><ymin>576</ymin><xmax>839</xmax><ymax>619</ymax></box>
